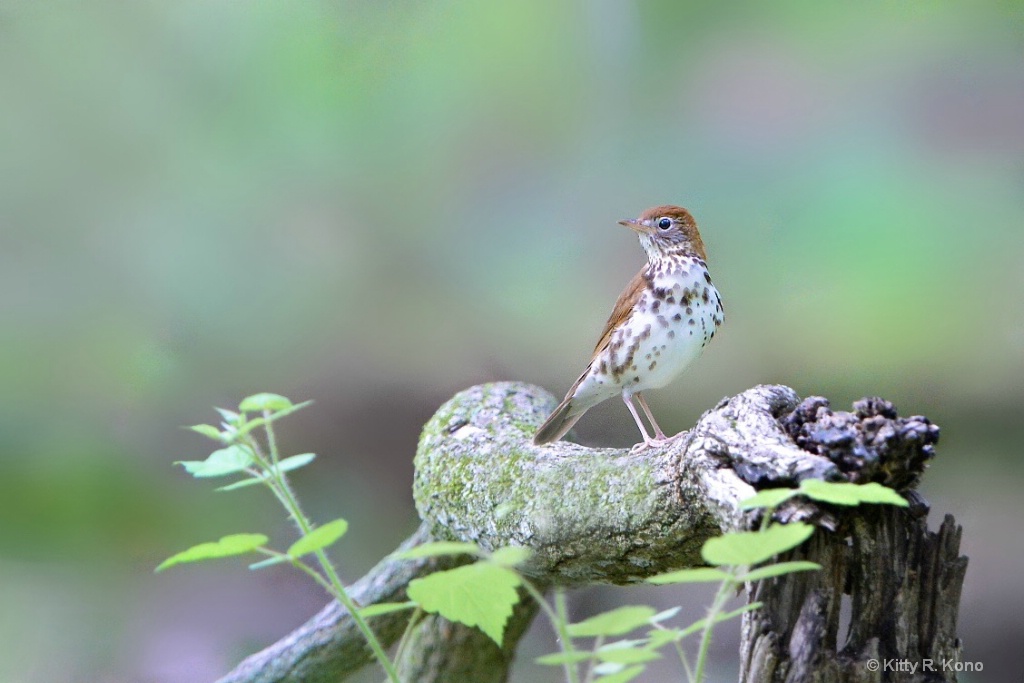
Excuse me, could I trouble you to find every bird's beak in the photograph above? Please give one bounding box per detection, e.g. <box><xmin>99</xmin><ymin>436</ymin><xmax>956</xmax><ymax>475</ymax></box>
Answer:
<box><xmin>618</xmin><ymin>218</ymin><xmax>652</xmax><ymax>234</ymax></box>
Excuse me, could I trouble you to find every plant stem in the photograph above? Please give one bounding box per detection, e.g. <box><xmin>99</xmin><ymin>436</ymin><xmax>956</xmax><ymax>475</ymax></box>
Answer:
<box><xmin>582</xmin><ymin>635</ymin><xmax>603</xmax><ymax>683</ymax></box>
<box><xmin>288</xmin><ymin>557</ymin><xmax>341</xmax><ymax>598</ymax></box>
<box><xmin>693</xmin><ymin>574</ymin><xmax>736</xmax><ymax>683</ymax></box>
<box><xmin>676</xmin><ymin>638</ymin><xmax>695</xmax><ymax>682</ymax></box>
<box><xmin>320</xmin><ymin>552</ymin><xmax>400</xmax><ymax>683</ymax></box>
<box><xmin>519</xmin><ymin>581</ymin><xmax>580</xmax><ymax>683</ymax></box>
<box><xmin>252</xmin><ymin>413</ymin><xmax>401</xmax><ymax>683</ymax></box>
<box><xmin>554</xmin><ymin>588</ymin><xmax>581</xmax><ymax>683</ymax></box>
<box><xmin>262</xmin><ymin>412</ymin><xmax>308</xmax><ymax>527</ymax></box>
<box><xmin>392</xmin><ymin>605</ymin><xmax>424</xmax><ymax>674</ymax></box>
<box><xmin>651</xmin><ymin>622</ymin><xmax>692</xmax><ymax>682</ymax></box>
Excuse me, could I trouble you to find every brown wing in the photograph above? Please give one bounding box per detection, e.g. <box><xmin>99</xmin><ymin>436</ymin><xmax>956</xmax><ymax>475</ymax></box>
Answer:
<box><xmin>555</xmin><ymin>264</ymin><xmax>647</xmax><ymax>403</ymax></box>
<box><xmin>535</xmin><ymin>264</ymin><xmax>648</xmax><ymax>443</ymax></box>
<box><xmin>590</xmin><ymin>264</ymin><xmax>648</xmax><ymax>356</ymax></box>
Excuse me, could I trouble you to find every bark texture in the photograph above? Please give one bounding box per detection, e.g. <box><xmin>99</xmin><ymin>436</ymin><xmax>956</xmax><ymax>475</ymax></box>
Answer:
<box><xmin>739</xmin><ymin>397</ymin><xmax>965</xmax><ymax>683</ymax></box>
<box><xmin>216</xmin><ymin>381</ymin><xmax>963</xmax><ymax>683</ymax></box>
<box><xmin>395</xmin><ymin>588</ymin><xmax>541</xmax><ymax>683</ymax></box>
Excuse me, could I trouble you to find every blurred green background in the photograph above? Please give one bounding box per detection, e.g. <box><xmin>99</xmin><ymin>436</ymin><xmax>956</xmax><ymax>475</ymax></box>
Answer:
<box><xmin>1</xmin><ymin>1</ymin><xmax>1021</xmax><ymax>681</ymax></box>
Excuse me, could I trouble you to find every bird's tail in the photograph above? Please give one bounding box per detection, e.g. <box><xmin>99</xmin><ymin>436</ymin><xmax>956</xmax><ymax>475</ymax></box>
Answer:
<box><xmin>533</xmin><ymin>394</ymin><xmax>589</xmax><ymax>445</ymax></box>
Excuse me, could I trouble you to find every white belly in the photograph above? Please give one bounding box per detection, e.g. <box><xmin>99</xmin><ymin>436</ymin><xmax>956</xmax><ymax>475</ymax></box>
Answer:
<box><xmin>574</xmin><ymin>262</ymin><xmax>723</xmax><ymax>403</ymax></box>
<box><xmin>628</xmin><ymin>306</ymin><xmax>711</xmax><ymax>389</ymax></box>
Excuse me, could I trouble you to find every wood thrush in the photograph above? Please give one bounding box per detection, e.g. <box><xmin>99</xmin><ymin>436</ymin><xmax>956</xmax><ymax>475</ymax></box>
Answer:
<box><xmin>534</xmin><ymin>205</ymin><xmax>724</xmax><ymax>448</ymax></box>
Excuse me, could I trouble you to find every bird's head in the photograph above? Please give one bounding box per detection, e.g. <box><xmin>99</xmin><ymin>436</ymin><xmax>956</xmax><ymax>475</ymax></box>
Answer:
<box><xmin>618</xmin><ymin>205</ymin><xmax>707</xmax><ymax>262</ymax></box>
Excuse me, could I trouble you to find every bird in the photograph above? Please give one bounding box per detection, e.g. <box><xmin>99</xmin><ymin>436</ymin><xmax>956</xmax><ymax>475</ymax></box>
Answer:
<box><xmin>533</xmin><ymin>205</ymin><xmax>724</xmax><ymax>448</ymax></box>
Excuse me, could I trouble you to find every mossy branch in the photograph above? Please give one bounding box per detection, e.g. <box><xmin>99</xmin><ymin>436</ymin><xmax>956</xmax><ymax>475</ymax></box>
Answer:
<box><xmin>218</xmin><ymin>382</ymin><xmax>960</xmax><ymax>683</ymax></box>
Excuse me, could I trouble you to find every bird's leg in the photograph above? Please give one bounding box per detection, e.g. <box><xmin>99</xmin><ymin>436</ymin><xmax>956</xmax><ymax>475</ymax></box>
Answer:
<box><xmin>635</xmin><ymin>393</ymin><xmax>668</xmax><ymax>440</ymax></box>
<box><xmin>622</xmin><ymin>393</ymin><xmax>657</xmax><ymax>451</ymax></box>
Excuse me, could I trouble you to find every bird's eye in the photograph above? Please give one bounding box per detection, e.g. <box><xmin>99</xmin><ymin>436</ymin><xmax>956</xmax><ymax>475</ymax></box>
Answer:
<box><xmin>658</xmin><ymin>217</ymin><xmax>672</xmax><ymax>230</ymax></box>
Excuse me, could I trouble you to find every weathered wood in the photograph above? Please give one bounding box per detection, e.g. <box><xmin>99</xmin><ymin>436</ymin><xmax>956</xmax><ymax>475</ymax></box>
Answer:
<box><xmin>216</xmin><ymin>381</ymin><xmax>961</xmax><ymax>683</ymax></box>
<box><xmin>739</xmin><ymin>396</ymin><xmax>964</xmax><ymax>683</ymax></box>
<box><xmin>395</xmin><ymin>588</ymin><xmax>541</xmax><ymax>683</ymax></box>
<box><xmin>740</xmin><ymin>511</ymin><xmax>966</xmax><ymax>683</ymax></box>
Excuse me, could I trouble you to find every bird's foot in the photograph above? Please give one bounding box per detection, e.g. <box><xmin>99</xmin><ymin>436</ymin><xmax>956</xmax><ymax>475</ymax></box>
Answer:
<box><xmin>626</xmin><ymin>438</ymin><xmax>667</xmax><ymax>454</ymax></box>
<box><xmin>629</xmin><ymin>435</ymin><xmax>677</xmax><ymax>454</ymax></box>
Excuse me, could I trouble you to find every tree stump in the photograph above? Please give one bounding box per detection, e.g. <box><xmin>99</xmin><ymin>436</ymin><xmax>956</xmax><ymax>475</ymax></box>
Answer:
<box><xmin>217</xmin><ymin>382</ymin><xmax>965</xmax><ymax>683</ymax></box>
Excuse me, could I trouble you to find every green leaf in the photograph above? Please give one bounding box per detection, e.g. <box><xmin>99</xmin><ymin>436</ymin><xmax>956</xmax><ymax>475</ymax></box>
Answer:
<box><xmin>798</xmin><ymin>479</ymin><xmax>861</xmax><ymax>505</ymax></box>
<box><xmin>646</xmin><ymin>628</ymin><xmax>683</xmax><ymax>647</ymax></box>
<box><xmin>702</xmin><ymin>523</ymin><xmax>814</xmax><ymax>566</ymax></box>
<box><xmin>188</xmin><ymin>424</ymin><xmax>224</xmax><ymax>441</ymax></box>
<box><xmin>676</xmin><ymin>619</ymin><xmax>707</xmax><ymax>639</ymax></box>
<box><xmin>234</xmin><ymin>400</ymin><xmax>314</xmax><ymax>438</ymax></box>
<box><xmin>646</xmin><ymin>567</ymin><xmax>731</xmax><ymax>585</ymax></box>
<box><xmin>288</xmin><ymin>519</ymin><xmax>349</xmax><ymax>558</ymax></box>
<box><xmin>593</xmin><ymin>662</ymin><xmax>625</xmax><ymax>676</ymax></box>
<box><xmin>216</xmin><ymin>476</ymin><xmax>266</xmax><ymax>492</ymax></box>
<box><xmin>594</xmin><ymin>665</ymin><xmax>645</xmax><ymax>683</ymax></box>
<box><xmin>215</xmin><ymin>453</ymin><xmax>317</xmax><ymax>491</ymax></box>
<box><xmin>489</xmin><ymin>546</ymin><xmax>532</xmax><ymax>567</ymax></box>
<box><xmin>274</xmin><ymin>452</ymin><xmax>316</xmax><ymax>471</ymax></box>
<box><xmin>234</xmin><ymin>416</ymin><xmax>266</xmax><ymax>436</ymax></box>
<box><xmin>239</xmin><ymin>393</ymin><xmax>293</xmax><ymax>413</ymax></box>
<box><xmin>650</xmin><ymin>606</ymin><xmax>681</xmax><ymax>623</ymax></box>
<box><xmin>567</xmin><ymin>606</ymin><xmax>658</xmax><ymax>638</ymax></box>
<box><xmin>407</xmin><ymin>563</ymin><xmax>521</xmax><ymax>644</ymax></box>
<box><xmin>156</xmin><ymin>533</ymin><xmax>268</xmax><ymax>572</ymax></box>
<box><xmin>806</xmin><ymin>481</ymin><xmax>913</xmax><ymax>507</ymax></box>
<box><xmin>596</xmin><ymin>644</ymin><xmax>661</xmax><ymax>664</ymax></box>
<box><xmin>249</xmin><ymin>555</ymin><xmax>290</xmax><ymax>570</ymax></box>
<box><xmin>799</xmin><ymin>480</ymin><xmax>908</xmax><ymax>507</ymax></box>
<box><xmin>215</xmin><ymin>407</ymin><xmax>241</xmax><ymax>427</ymax></box>
<box><xmin>737</xmin><ymin>561</ymin><xmax>821</xmax><ymax>583</ymax></box>
<box><xmin>359</xmin><ymin>601</ymin><xmax>417</xmax><ymax>618</ymax></box>
<box><xmin>740</xmin><ymin>487</ymin><xmax>797</xmax><ymax>510</ymax></box>
<box><xmin>536</xmin><ymin>651</ymin><xmax>596</xmax><ymax>666</ymax></box>
<box><xmin>721</xmin><ymin>601</ymin><xmax>763</xmax><ymax>619</ymax></box>
<box><xmin>398</xmin><ymin>542</ymin><xmax>481</xmax><ymax>560</ymax></box>
<box><xmin>599</xmin><ymin>638</ymin><xmax>647</xmax><ymax>650</ymax></box>
<box><xmin>678</xmin><ymin>602</ymin><xmax>764</xmax><ymax>638</ymax></box>
<box><xmin>851</xmin><ymin>482</ymin><xmax>909</xmax><ymax>506</ymax></box>
<box><xmin>176</xmin><ymin>445</ymin><xmax>254</xmax><ymax>478</ymax></box>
